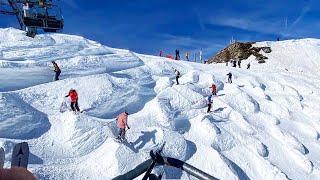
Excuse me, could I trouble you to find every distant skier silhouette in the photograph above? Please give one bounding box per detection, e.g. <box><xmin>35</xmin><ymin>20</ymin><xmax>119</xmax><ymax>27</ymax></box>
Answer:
<box><xmin>227</xmin><ymin>72</ymin><xmax>233</xmax><ymax>83</ymax></box>
<box><xmin>233</xmin><ymin>60</ymin><xmax>237</xmax><ymax>67</ymax></box>
<box><xmin>175</xmin><ymin>49</ymin><xmax>180</xmax><ymax>60</ymax></box>
<box><xmin>247</xmin><ymin>63</ymin><xmax>251</xmax><ymax>69</ymax></box>
<box><xmin>238</xmin><ymin>60</ymin><xmax>241</xmax><ymax>68</ymax></box>
<box><xmin>207</xmin><ymin>95</ymin><xmax>213</xmax><ymax>113</ymax></box>
<box><xmin>174</xmin><ymin>69</ymin><xmax>181</xmax><ymax>85</ymax></box>
<box><xmin>185</xmin><ymin>51</ymin><xmax>189</xmax><ymax>61</ymax></box>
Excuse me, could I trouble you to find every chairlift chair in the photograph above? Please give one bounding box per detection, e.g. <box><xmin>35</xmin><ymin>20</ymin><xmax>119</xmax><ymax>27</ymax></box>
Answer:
<box><xmin>0</xmin><ymin>0</ymin><xmax>63</xmax><ymax>37</ymax></box>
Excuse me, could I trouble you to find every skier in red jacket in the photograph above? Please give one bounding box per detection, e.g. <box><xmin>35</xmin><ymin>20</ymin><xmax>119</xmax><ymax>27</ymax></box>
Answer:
<box><xmin>210</xmin><ymin>84</ymin><xmax>217</xmax><ymax>95</ymax></box>
<box><xmin>65</xmin><ymin>89</ymin><xmax>80</xmax><ymax>113</ymax></box>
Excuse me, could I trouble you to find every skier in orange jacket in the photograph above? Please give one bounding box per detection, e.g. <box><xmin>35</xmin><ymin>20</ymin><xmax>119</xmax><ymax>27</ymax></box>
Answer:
<box><xmin>116</xmin><ymin>111</ymin><xmax>130</xmax><ymax>141</ymax></box>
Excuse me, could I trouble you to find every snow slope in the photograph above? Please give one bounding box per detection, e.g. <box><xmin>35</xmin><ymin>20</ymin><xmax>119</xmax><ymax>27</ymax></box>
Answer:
<box><xmin>1</xmin><ymin>28</ymin><xmax>320</xmax><ymax>179</ymax></box>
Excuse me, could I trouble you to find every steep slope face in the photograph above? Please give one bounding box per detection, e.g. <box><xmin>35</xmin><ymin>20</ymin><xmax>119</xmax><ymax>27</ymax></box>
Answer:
<box><xmin>0</xmin><ymin>28</ymin><xmax>320</xmax><ymax>180</ymax></box>
<box><xmin>255</xmin><ymin>39</ymin><xmax>320</xmax><ymax>75</ymax></box>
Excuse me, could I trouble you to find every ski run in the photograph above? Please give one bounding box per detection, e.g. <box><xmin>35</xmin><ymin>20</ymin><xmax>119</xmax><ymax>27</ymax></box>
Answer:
<box><xmin>0</xmin><ymin>28</ymin><xmax>320</xmax><ymax>179</ymax></box>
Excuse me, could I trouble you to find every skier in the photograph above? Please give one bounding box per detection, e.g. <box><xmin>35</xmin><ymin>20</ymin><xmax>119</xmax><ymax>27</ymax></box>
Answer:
<box><xmin>174</xmin><ymin>69</ymin><xmax>180</xmax><ymax>85</ymax></box>
<box><xmin>23</xmin><ymin>3</ymin><xmax>36</xmax><ymax>36</ymax></box>
<box><xmin>207</xmin><ymin>95</ymin><xmax>212</xmax><ymax>113</ymax></box>
<box><xmin>232</xmin><ymin>60</ymin><xmax>237</xmax><ymax>67</ymax></box>
<box><xmin>39</xmin><ymin>0</ymin><xmax>45</xmax><ymax>6</ymax></box>
<box><xmin>22</xmin><ymin>3</ymin><xmax>30</xmax><ymax>18</ymax></box>
<box><xmin>166</xmin><ymin>55</ymin><xmax>173</xmax><ymax>59</ymax></box>
<box><xmin>227</xmin><ymin>72</ymin><xmax>233</xmax><ymax>83</ymax></box>
<box><xmin>247</xmin><ymin>63</ymin><xmax>251</xmax><ymax>69</ymax></box>
<box><xmin>238</xmin><ymin>60</ymin><xmax>241</xmax><ymax>68</ymax></box>
<box><xmin>185</xmin><ymin>52</ymin><xmax>189</xmax><ymax>61</ymax></box>
<box><xmin>175</xmin><ymin>49</ymin><xmax>180</xmax><ymax>60</ymax></box>
<box><xmin>52</xmin><ymin>61</ymin><xmax>61</xmax><ymax>81</ymax></box>
<box><xmin>210</xmin><ymin>84</ymin><xmax>217</xmax><ymax>95</ymax></box>
<box><xmin>159</xmin><ymin>50</ymin><xmax>163</xmax><ymax>57</ymax></box>
<box><xmin>116</xmin><ymin>111</ymin><xmax>130</xmax><ymax>141</ymax></box>
<box><xmin>65</xmin><ymin>89</ymin><xmax>80</xmax><ymax>113</ymax></box>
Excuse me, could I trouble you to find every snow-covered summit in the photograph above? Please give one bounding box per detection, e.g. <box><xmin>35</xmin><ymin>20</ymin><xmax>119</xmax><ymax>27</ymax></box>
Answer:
<box><xmin>255</xmin><ymin>38</ymin><xmax>320</xmax><ymax>75</ymax></box>
<box><xmin>0</xmin><ymin>28</ymin><xmax>320</xmax><ymax>179</ymax></box>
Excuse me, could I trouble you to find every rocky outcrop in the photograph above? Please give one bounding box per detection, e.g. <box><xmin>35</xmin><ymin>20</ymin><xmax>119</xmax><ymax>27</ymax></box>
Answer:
<box><xmin>207</xmin><ymin>42</ymin><xmax>271</xmax><ymax>64</ymax></box>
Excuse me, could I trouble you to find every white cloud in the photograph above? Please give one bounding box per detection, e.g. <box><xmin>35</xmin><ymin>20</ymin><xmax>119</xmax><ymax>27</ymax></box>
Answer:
<box><xmin>160</xmin><ymin>34</ymin><xmax>225</xmax><ymax>48</ymax></box>
<box><xmin>286</xmin><ymin>2</ymin><xmax>313</xmax><ymax>36</ymax></box>
<box><xmin>159</xmin><ymin>34</ymin><xmax>226</xmax><ymax>58</ymax></box>
<box><xmin>206</xmin><ymin>0</ymin><xmax>315</xmax><ymax>38</ymax></box>
<box><xmin>291</xmin><ymin>6</ymin><xmax>311</xmax><ymax>28</ymax></box>
<box><xmin>207</xmin><ymin>16</ymin><xmax>284</xmax><ymax>36</ymax></box>
<box><xmin>63</xmin><ymin>0</ymin><xmax>79</xmax><ymax>9</ymax></box>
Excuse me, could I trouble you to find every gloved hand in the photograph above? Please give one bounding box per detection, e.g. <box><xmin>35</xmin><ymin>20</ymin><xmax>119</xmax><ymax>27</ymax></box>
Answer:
<box><xmin>127</xmin><ymin>126</ymin><xmax>130</xmax><ymax>129</ymax></box>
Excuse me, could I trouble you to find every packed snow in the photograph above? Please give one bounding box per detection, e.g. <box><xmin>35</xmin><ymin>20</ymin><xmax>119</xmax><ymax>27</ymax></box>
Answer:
<box><xmin>0</xmin><ymin>28</ymin><xmax>320</xmax><ymax>179</ymax></box>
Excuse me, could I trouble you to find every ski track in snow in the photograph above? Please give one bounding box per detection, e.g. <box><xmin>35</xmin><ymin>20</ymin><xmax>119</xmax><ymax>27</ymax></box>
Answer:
<box><xmin>0</xmin><ymin>28</ymin><xmax>320</xmax><ymax>179</ymax></box>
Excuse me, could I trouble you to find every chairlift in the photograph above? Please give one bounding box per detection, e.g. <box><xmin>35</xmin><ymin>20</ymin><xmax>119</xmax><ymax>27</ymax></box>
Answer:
<box><xmin>0</xmin><ymin>0</ymin><xmax>64</xmax><ymax>37</ymax></box>
<box><xmin>114</xmin><ymin>143</ymin><xmax>218</xmax><ymax>180</ymax></box>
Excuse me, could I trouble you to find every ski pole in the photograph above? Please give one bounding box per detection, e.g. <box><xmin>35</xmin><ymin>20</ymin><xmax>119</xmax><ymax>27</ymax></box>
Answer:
<box><xmin>101</xmin><ymin>119</ymin><xmax>116</xmax><ymax>126</ymax></box>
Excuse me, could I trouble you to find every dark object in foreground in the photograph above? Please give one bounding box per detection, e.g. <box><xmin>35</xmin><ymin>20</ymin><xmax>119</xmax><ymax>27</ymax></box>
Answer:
<box><xmin>113</xmin><ymin>142</ymin><xmax>218</xmax><ymax>180</ymax></box>
<box><xmin>11</xmin><ymin>142</ymin><xmax>29</xmax><ymax>168</ymax></box>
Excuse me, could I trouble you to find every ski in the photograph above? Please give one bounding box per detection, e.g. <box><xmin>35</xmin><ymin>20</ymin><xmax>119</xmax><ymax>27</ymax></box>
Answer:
<box><xmin>0</xmin><ymin>147</ymin><xmax>4</xmax><ymax>168</ymax></box>
<box><xmin>112</xmin><ymin>137</ymin><xmax>133</xmax><ymax>144</ymax></box>
<box><xmin>11</xmin><ymin>142</ymin><xmax>29</xmax><ymax>169</ymax></box>
<box><xmin>112</xmin><ymin>137</ymin><xmax>122</xmax><ymax>143</ymax></box>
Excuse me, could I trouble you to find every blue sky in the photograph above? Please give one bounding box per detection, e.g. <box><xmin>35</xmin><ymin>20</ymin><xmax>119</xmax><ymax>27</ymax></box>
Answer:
<box><xmin>1</xmin><ymin>0</ymin><xmax>319</xmax><ymax>58</ymax></box>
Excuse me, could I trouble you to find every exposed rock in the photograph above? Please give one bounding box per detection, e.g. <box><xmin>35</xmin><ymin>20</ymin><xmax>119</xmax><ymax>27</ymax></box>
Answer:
<box><xmin>258</xmin><ymin>59</ymin><xmax>266</xmax><ymax>63</ymax></box>
<box><xmin>262</xmin><ymin>47</ymin><xmax>272</xmax><ymax>53</ymax></box>
<box><xmin>207</xmin><ymin>42</ymin><xmax>271</xmax><ymax>64</ymax></box>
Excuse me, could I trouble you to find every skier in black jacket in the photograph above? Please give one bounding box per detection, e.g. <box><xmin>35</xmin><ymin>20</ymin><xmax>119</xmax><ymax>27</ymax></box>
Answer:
<box><xmin>174</xmin><ymin>69</ymin><xmax>181</xmax><ymax>85</ymax></box>
<box><xmin>175</xmin><ymin>49</ymin><xmax>180</xmax><ymax>60</ymax></box>
<box><xmin>227</xmin><ymin>72</ymin><xmax>232</xmax><ymax>83</ymax></box>
<box><xmin>52</xmin><ymin>61</ymin><xmax>61</xmax><ymax>81</ymax></box>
